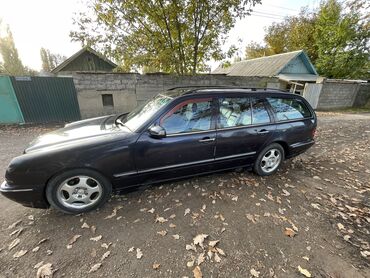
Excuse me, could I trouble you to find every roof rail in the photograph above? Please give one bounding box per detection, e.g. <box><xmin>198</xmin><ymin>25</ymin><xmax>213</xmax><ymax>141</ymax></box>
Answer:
<box><xmin>167</xmin><ymin>85</ymin><xmax>283</xmax><ymax>92</ymax></box>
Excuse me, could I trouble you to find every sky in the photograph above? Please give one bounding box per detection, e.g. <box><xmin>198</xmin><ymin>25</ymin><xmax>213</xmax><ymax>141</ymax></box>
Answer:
<box><xmin>0</xmin><ymin>0</ymin><xmax>320</xmax><ymax>71</ymax></box>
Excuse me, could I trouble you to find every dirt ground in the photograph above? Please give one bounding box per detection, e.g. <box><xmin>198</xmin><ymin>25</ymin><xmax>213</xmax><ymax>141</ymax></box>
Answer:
<box><xmin>0</xmin><ymin>113</ymin><xmax>369</xmax><ymax>278</ymax></box>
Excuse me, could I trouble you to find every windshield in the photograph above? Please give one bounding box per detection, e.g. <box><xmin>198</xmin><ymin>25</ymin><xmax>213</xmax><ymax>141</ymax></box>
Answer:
<box><xmin>118</xmin><ymin>94</ymin><xmax>173</xmax><ymax>131</ymax></box>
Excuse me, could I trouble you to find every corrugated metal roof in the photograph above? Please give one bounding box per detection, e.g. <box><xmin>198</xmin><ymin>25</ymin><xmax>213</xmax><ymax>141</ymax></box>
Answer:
<box><xmin>212</xmin><ymin>50</ymin><xmax>316</xmax><ymax>77</ymax></box>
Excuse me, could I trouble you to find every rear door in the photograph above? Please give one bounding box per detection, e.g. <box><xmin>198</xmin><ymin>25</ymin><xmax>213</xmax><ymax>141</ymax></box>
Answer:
<box><xmin>265</xmin><ymin>96</ymin><xmax>316</xmax><ymax>156</ymax></box>
<box><xmin>214</xmin><ymin>95</ymin><xmax>275</xmax><ymax>168</ymax></box>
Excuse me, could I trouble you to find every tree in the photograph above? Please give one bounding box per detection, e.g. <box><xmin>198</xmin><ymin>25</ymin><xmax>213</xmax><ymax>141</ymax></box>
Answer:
<box><xmin>314</xmin><ymin>0</ymin><xmax>369</xmax><ymax>78</ymax></box>
<box><xmin>71</xmin><ymin>0</ymin><xmax>261</xmax><ymax>75</ymax></box>
<box><xmin>0</xmin><ymin>26</ymin><xmax>27</xmax><ymax>75</ymax></box>
<box><xmin>245</xmin><ymin>41</ymin><xmax>274</xmax><ymax>59</ymax></box>
<box><xmin>244</xmin><ymin>0</ymin><xmax>369</xmax><ymax>79</ymax></box>
<box><xmin>245</xmin><ymin>8</ymin><xmax>317</xmax><ymax>62</ymax></box>
<box><xmin>40</xmin><ymin>48</ymin><xmax>67</xmax><ymax>72</ymax></box>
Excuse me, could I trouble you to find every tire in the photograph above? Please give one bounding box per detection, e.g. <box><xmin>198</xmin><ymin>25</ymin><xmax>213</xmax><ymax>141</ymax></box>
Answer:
<box><xmin>253</xmin><ymin>143</ymin><xmax>285</xmax><ymax>176</ymax></box>
<box><xmin>46</xmin><ymin>169</ymin><xmax>112</xmax><ymax>214</ymax></box>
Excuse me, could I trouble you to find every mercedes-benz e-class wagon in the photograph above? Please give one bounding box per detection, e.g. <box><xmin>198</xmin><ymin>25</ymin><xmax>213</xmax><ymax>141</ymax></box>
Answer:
<box><xmin>1</xmin><ymin>87</ymin><xmax>317</xmax><ymax>214</ymax></box>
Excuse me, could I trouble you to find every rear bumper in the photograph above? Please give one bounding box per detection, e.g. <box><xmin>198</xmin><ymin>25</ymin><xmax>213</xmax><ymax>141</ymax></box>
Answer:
<box><xmin>0</xmin><ymin>181</ymin><xmax>49</xmax><ymax>208</ymax></box>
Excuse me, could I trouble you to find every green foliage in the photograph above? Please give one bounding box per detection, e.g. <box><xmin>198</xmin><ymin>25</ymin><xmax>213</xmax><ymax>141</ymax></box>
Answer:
<box><xmin>71</xmin><ymin>0</ymin><xmax>261</xmax><ymax>75</ymax></box>
<box><xmin>40</xmin><ymin>48</ymin><xmax>67</xmax><ymax>72</ymax></box>
<box><xmin>0</xmin><ymin>26</ymin><xmax>28</xmax><ymax>75</ymax></box>
<box><xmin>244</xmin><ymin>0</ymin><xmax>369</xmax><ymax>79</ymax></box>
<box><xmin>245</xmin><ymin>41</ymin><xmax>274</xmax><ymax>59</ymax></box>
<box><xmin>314</xmin><ymin>0</ymin><xmax>369</xmax><ymax>78</ymax></box>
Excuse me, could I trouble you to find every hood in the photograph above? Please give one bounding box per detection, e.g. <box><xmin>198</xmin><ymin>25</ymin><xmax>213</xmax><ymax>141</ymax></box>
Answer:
<box><xmin>25</xmin><ymin>115</ymin><xmax>129</xmax><ymax>153</ymax></box>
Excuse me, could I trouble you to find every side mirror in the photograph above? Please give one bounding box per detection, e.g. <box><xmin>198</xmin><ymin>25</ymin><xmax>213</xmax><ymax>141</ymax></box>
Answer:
<box><xmin>148</xmin><ymin>125</ymin><xmax>166</xmax><ymax>139</ymax></box>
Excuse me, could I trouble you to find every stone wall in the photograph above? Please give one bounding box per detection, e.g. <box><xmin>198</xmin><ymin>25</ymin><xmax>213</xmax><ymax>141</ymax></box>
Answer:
<box><xmin>316</xmin><ymin>81</ymin><xmax>361</xmax><ymax>110</ymax></box>
<box><xmin>73</xmin><ymin>72</ymin><xmax>279</xmax><ymax>119</ymax></box>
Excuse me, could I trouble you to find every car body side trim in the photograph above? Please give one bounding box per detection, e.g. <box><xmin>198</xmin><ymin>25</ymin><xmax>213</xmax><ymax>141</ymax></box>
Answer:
<box><xmin>290</xmin><ymin>140</ymin><xmax>315</xmax><ymax>149</ymax></box>
<box><xmin>0</xmin><ymin>181</ymin><xmax>34</xmax><ymax>193</ymax></box>
<box><xmin>113</xmin><ymin>151</ymin><xmax>256</xmax><ymax>177</ymax></box>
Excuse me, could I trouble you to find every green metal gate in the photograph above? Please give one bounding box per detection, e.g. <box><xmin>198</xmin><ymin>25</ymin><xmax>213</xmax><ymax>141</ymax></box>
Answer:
<box><xmin>11</xmin><ymin>76</ymin><xmax>81</xmax><ymax>123</ymax></box>
<box><xmin>0</xmin><ymin>76</ymin><xmax>24</xmax><ymax>124</ymax></box>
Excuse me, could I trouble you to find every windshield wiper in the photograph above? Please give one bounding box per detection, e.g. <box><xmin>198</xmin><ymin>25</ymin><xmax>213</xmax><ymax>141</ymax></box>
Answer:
<box><xmin>114</xmin><ymin>113</ymin><xmax>131</xmax><ymax>131</ymax></box>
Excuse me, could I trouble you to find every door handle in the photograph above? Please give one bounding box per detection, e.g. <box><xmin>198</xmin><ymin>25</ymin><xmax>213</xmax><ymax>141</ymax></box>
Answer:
<box><xmin>198</xmin><ymin>137</ymin><xmax>215</xmax><ymax>143</ymax></box>
<box><xmin>256</xmin><ymin>129</ymin><xmax>269</xmax><ymax>134</ymax></box>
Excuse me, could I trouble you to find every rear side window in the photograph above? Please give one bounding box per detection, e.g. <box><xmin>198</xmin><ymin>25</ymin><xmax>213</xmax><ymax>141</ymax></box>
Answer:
<box><xmin>267</xmin><ymin>97</ymin><xmax>311</xmax><ymax>121</ymax></box>
<box><xmin>218</xmin><ymin>97</ymin><xmax>252</xmax><ymax>128</ymax></box>
<box><xmin>251</xmin><ymin>98</ymin><xmax>271</xmax><ymax>124</ymax></box>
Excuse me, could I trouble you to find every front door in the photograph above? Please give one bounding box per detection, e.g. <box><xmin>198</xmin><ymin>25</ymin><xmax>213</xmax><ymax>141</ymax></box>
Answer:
<box><xmin>214</xmin><ymin>96</ymin><xmax>275</xmax><ymax>168</ymax></box>
<box><xmin>134</xmin><ymin>97</ymin><xmax>216</xmax><ymax>182</ymax></box>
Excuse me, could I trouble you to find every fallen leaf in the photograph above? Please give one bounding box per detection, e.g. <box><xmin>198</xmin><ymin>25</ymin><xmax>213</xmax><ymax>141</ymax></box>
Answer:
<box><xmin>172</xmin><ymin>234</ymin><xmax>180</xmax><ymax>240</ymax></box>
<box><xmin>81</xmin><ymin>222</ymin><xmax>90</xmax><ymax>229</ymax></box>
<box><xmin>284</xmin><ymin>228</ymin><xmax>296</xmax><ymax>238</ymax></box>
<box><xmin>8</xmin><ymin>238</ymin><xmax>20</xmax><ymax>250</ymax></box>
<box><xmin>148</xmin><ymin>208</ymin><xmax>155</xmax><ymax>214</ymax></box>
<box><xmin>343</xmin><ymin>235</ymin><xmax>351</xmax><ymax>241</ymax></box>
<box><xmin>197</xmin><ymin>252</ymin><xmax>205</xmax><ymax>265</ymax></box>
<box><xmin>157</xmin><ymin>230</ymin><xmax>167</xmax><ymax>236</ymax></box>
<box><xmin>246</xmin><ymin>213</ymin><xmax>256</xmax><ymax>223</ymax></box>
<box><xmin>193</xmin><ymin>234</ymin><xmax>208</xmax><ymax>248</ymax></box>
<box><xmin>89</xmin><ymin>263</ymin><xmax>102</xmax><ymax>273</ymax></box>
<box><xmin>68</xmin><ymin>234</ymin><xmax>81</xmax><ymax>245</ymax></box>
<box><xmin>136</xmin><ymin>248</ymin><xmax>143</xmax><ymax>259</ymax></box>
<box><xmin>13</xmin><ymin>249</ymin><xmax>28</xmax><ymax>258</ymax></box>
<box><xmin>105</xmin><ymin>206</ymin><xmax>123</xmax><ymax>219</ymax></box>
<box><xmin>214</xmin><ymin>252</ymin><xmax>221</xmax><ymax>263</ymax></box>
<box><xmin>101</xmin><ymin>242</ymin><xmax>112</xmax><ymax>249</ymax></box>
<box><xmin>169</xmin><ymin>223</ymin><xmax>176</xmax><ymax>228</ymax></box>
<box><xmin>216</xmin><ymin>247</ymin><xmax>226</xmax><ymax>256</ymax></box>
<box><xmin>282</xmin><ymin>189</ymin><xmax>290</xmax><ymax>196</ymax></box>
<box><xmin>193</xmin><ymin>266</ymin><xmax>202</xmax><ymax>278</ymax></box>
<box><xmin>34</xmin><ymin>261</ymin><xmax>44</xmax><ymax>269</ymax></box>
<box><xmin>90</xmin><ymin>235</ymin><xmax>102</xmax><ymax>242</ymax></box>
<box><xmin>101</xmin><ymin>251</ymin><xmax>110</xmax><ymax>261</ymax></box>
<box><xmin>208</xmin><ymin>240</ymin><xmax>219</xmax><ymax>247</ymax></box>
<box><xmin>184</xmin><ymin>208</ymin><xmax>191</xmax><ymax>216</ymax></box>
<box><xmin>311</xmin><ymin>203</ymin><xmax>320</xmax><ymax>209</ymax></box>
<box><xmin>337</xmin><ymin>223</ymin><xmax>345</xmax><ymax>230</ymax></box>
<box><xmin>36</xmin><ymin>263</ymin><xmax>53</xmax><ymax>278</ymax></box>
<box><xmin>155</xmin><ymin>216</ymin><xmax>168</xmax><ymax>224</ymax></box>
<box><xmin>186</xmin><ymin>244</ymin><xmax>197</xmax><ymax>252</ymax></box>
<box><xmin>8</xmin><ymin>220</ymin><xmax>22</xmax><ymax>230</ymax></box>
<box><xmin>298</xmin><ymin>265</ymin><xmax>312</xmax><ymax>277</ymax></box>
<box><xmin>152</xmin><ymin>263</ymin><xmax>160</xmax><ymax>270</ymax></box>
<box><xmin>187</xmin><ymin>259</ymin><xmax>195</xmax><ymax>268</ymax></box>
<box><xmin>250</xmin><ymin>268</ymin><xmax>260</xmax><ymax>277</ymax></box>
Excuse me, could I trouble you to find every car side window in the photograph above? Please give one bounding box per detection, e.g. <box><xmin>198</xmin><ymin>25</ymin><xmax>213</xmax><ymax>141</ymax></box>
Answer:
<box><xmin>160</xmin><ymin>99</ymin><xmax>213</xmax><ymax>135</ymax></box>
<box><xmin>218</xmin><ymin>97</ymin><xmax>252</xmax><ymax>128</ymax></box>
<box><xmin>267</xmin><ymin>97</ymin><xmax>312</xmax><ymax>121</ymax></box>
<box><xmin>251</xmin><ymin>98</ymin><xmax>271</xmax><ymax>124</ymax></box>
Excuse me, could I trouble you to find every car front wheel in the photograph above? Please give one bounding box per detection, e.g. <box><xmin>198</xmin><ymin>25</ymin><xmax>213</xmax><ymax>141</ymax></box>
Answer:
<box><xmin>46</xmin><ymin>169</ymin><xmax>112</xmax><ymax>214</ymax></box>
<box><xmin>253</xmin><ymin>143</ymin><xmax>284</xmax><ymax>176</ymax></box>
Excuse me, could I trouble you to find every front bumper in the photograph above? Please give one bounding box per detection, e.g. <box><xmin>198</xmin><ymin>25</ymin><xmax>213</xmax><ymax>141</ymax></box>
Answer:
<box><xmin>0</xmin><ymin>181</ymin><xmax>49</xmax><ymax>208</ymax></box>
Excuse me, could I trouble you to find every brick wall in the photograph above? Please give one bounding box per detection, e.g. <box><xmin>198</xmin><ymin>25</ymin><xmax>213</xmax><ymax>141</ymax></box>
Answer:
<box><xmin>73</xmin><ymin>72</ymin><xmax>279</xmax><ymax>119</ymax></box>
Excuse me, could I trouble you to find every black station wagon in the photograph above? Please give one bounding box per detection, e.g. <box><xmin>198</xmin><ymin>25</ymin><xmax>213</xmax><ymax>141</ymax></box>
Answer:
<box><xmin>1</xmin><ymin>87</ymin><xmax>317</xmax><ymax>214</ymax></box>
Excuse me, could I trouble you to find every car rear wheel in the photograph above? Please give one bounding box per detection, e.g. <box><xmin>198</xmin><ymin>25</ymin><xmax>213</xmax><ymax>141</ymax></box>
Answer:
<box><xmin>46</xmin><ymin>169</ymin><xmax>112</xmax><ymax>214</ymax></box>
<box><xmin>253</xmin><ymin>143</ymin><xmax>284</xmax><ymax>176</ymax></box>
